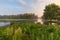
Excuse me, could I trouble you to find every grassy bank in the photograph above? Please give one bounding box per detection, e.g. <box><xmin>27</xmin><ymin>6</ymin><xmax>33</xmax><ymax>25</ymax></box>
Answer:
<box><xmin>0</xmin><ymin>23</ymin><xmax>60</xmax><ymax>40</ymax></box>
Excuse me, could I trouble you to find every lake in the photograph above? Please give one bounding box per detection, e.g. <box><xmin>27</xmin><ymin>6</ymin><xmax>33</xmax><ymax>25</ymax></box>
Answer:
<box><xmin>0</xmin><ymin>22</ymin><xmax>10</xmax><ymax>26</ymax></box>
<box><xmin>0</xmin><ymin>19</ymin><xmax>42</xmax><ymax>26</ymax></box>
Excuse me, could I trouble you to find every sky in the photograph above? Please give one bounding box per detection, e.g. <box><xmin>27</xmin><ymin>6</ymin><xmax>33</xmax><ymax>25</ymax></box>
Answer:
<box><xmin>0</xmin><ymin>0</ymin><xmax>60</xmax><ymax>17</ymax></box>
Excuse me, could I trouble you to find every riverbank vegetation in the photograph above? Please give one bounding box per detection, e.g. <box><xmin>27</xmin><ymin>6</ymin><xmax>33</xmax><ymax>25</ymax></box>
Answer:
<box><xmin>0</xmin><ymin>23</ymin><xmax>60</xmax><ymax>40</ymax></box>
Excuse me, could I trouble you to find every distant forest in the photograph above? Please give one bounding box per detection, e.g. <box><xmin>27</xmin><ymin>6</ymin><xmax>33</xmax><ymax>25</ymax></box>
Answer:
<box><xmin>0</xmin><ymin>13</ymin><xmax>38</xmax><ymax>19</ymax></box>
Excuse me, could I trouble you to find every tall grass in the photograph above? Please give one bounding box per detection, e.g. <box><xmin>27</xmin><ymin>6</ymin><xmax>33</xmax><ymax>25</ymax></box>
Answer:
<box><xmin>0</xmin><ymin>23</ymin><xmax>60</xmax><ymax>40</ymax></box>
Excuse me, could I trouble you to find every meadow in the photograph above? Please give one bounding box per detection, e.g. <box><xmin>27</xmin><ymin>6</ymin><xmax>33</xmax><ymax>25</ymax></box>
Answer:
<box><xmin>0</xmin><ymin>23</ymin><xmax>60</xmax><ymax>40</ymax></box>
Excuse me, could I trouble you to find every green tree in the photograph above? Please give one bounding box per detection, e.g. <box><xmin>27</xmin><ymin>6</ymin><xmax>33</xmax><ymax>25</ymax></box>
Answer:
<box><xmin>43</xmin><ymin>3</ymin><xmax>60</xmax><ymax>24</ymax></box>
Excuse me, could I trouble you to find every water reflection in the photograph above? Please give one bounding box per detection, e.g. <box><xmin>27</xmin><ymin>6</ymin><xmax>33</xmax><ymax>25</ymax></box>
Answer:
<box><xmin>0</xmin><ymin>22</ymin><xmax>10</xmax><ymax>26</ymax></box>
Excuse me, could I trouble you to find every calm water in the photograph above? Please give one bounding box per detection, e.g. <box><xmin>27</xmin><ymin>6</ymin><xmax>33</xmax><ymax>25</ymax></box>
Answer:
<box><xmin>0</xmin><ymin>22</ymin><xmax>10</xmax><ymax>26</ymax></box>
<box><xmin>0</xmin><ymin>19</ymin><xmax>42</xmax><ymax>26</ymax></box>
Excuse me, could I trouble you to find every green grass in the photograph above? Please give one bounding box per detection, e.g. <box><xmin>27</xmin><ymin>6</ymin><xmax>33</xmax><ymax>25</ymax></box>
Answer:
<box><xmin>0</xmin><ymin>23</ymin><xmax>60</xmax><ymax>40</ymax></box>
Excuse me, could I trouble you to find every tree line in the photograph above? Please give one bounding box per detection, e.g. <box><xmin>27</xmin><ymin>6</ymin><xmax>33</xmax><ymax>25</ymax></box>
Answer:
<box><xmin>0</xmin><ymin>13</ymin><xmax>38</xmax><ymax>19</ymax></box>
<box><xmin>0</xmin><ymin>13</ymin><xmax>38</xmax><ymax>23</ymax></box>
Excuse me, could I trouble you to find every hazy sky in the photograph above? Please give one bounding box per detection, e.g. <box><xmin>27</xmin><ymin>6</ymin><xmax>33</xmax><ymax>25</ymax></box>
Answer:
<box><xmin>0</xmin><ymin>0</ymin><xmax>60</xmax><ymax>17</ymax></box>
